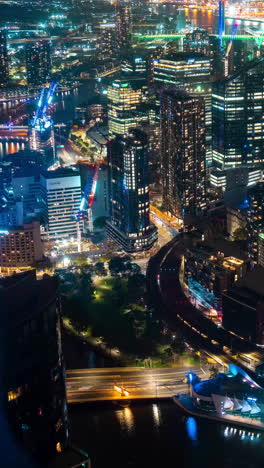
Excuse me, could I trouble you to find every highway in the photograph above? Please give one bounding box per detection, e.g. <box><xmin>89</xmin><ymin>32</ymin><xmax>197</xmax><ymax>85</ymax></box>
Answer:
<box><xmin>66</xmin><ymin>366</ymin><xmax>208</xmax><ymax>403</ymax></box>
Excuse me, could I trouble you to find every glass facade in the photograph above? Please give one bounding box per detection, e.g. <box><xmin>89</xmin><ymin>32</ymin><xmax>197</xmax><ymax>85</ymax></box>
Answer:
<box><xmin>107</xmin><ymin>80</ymin><xmax>142</xmax><ymax>137</ymax></box>
<box><xmin>26</xmin><ymin>41</ymin><xmax>51</xmax><ymax>86</ymax></box>
<box><xmin>107</xmin><ymin>129</ymin><xmax>157</xmax><ymax>252</ymax></box>
<box><xmin>0</xmin><ymin>30</ymin><xmax>8</xmax><ymax>86</ymax></box>
<box><xmin>160</xmin><ymin>90</ymin><xmax>207</xmax><ymax>218</ymax></box>
<box><xmin>153</xmin><ymin>53</ymin><xmax>212</xmax><ymax>164</ymax></box>
<box><xmin>247</xmin><ymin>181</ymin><xmax>264</xmax><ymax>262</ymax></box>
<box><xmin>212</xmin><ymin>58</ymin><xmax>264</xmax><ymax>188</ymax></box>
<box><xmin>116</xmin><ymin>0</ymin><xmax>131</xmax><ymax>51</ymax></box>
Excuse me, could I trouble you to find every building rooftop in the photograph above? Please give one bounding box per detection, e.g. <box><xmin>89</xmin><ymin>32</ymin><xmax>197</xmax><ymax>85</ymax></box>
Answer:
<box><xmin>41</xmin><ymin>167</ymin><xmax>80</xmax><ymax>179</ymax></box>
<box><xmin>159</xmin><ymin>52</ymin><xmax>208</xmax><ymax>62</ymax></box>
<box><xmin>204</xmin><ymin>238</ymin><xmax>248</xmax><ymax>262</ymax></box>
<box><xmin>0</xmin><ymin>270</ymin><xmax>58</xmax><ymax>325</ymax></box>
<box><xmin>233</xmin><ymin>265</ymin><xmax>264</xmax><ymax>299</ymax></box>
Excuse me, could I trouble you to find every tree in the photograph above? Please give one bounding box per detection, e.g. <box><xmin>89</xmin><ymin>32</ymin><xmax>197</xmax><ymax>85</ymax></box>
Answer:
<box><xmin>79</xmin><ymin>272</ymin><xmax>94</xmax><ymax>301</ymax></box>
<box><xmin>65</xmin><ymin>297</ymin><xmax>90</xmax><ymax>333</ymax></box>
<box><xmin>109</xmin><ymin>256</ymin><xmax>126</xmax><ymax>275</ymax></box>
<box><xmin>94</xmin><ymin>262</ymin><xmax>107</xmax><ymax>277</ymax></box>
<box><xmin>233</xmin><ymin>227</ymin><xmax>247</xmax><ymax>241</ymax></box>
<box><xmin>93</xmin><ymin>216</ymin><xmax>108</xmax><ymax>230</ymax></box>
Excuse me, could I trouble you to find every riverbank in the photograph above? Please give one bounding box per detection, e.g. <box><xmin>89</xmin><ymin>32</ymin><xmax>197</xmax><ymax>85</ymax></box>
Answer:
<box><xmin>173</xmin><ymin>394</ymin><xmax>264</xmax><ymax>433</ymax></box>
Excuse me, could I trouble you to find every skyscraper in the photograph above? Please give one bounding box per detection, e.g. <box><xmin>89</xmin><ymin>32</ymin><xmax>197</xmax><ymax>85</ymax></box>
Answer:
<box><xmin>247</xmin><ymin>181</ymin><xmax>264</xmax><ymax>262</ymax></box>
<box><xmin>28</xmin><ymin>118</ymin><xmax>56</xmax><ymax>166</ymax></box>
<box><xmin>153</xmin><ymin>53</ymin><xmax>212</xmax><ymax>165</ymax></box>
<box><xmin>40</xmin><ymin>168</ymin><xmax>83</xmax><ymax>241</ymax></box>
<box><xmin>0</xmin><ymin>30</ymin><xmax>8</xmax><ymax>86</ymax></box>
<box><xmin>106</xmin><ymin>129</ymin><xmax>157</xmax><ymax>252</ymax></box>
<box><xmin>160</xmin><ymin>90</ymin><xmax>206</xmax><ymax>219</ymax></box>
<box><xmin>26</xmin><ymin>41</ymin><xmax>51</xmax><ymax>86</ymax></box>
<box><xmin>116</xmin><ymin>0</ymin><xmax>132</xmax><ymax>52</ymax></box>
<box><xmin>211</xmin><ymin>58</ymin><xmax>264</xmax><ymax>189</ymax></box>
<box><xmin>107</xmin><ymin>80</ymin><xmax>142</xmax><ymax>137</ymax></box>
<box><xmin>1</xmin><ymin>269</ymin><xmax>68</xmax><ymax>457</ymax></box>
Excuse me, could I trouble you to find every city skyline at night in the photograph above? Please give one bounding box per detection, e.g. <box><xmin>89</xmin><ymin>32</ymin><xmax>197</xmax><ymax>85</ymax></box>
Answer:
<box><xmin>2</xmin><ymin>1</ymin><xmax>264</xmax><ymax>467</ymax></box>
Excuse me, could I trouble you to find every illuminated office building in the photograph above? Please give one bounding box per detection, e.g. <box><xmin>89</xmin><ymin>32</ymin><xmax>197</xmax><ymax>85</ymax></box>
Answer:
<box><xmin>116</xmin><ymin>0</ymin><xmax>132</xmax><ymax>51</ymax></box>
<box><xmin>211</xmin><ymin>58</ymin><xmax>264</xmax><ymax>189</ymax></box>
<box><xmin>121</xmin><ymin>54</ymin><xmax>148</xmax><ymax>77</ymax></box>
<box><xmin>29</xmin><ymin>117</ymin><xmax>56</xmax><ymax>167</ymax></box>
<box><xmin>160</xmin><ymin>90</ymin><xmax>206</xmax><ymax>219</ymax></box>
<box><xmin>247</xmin><ymin>181</ymin><xmax>264</xmax><ymax>262</ymax></box>
<box><xmin>153</xmin><ymin>53</ymin><xmax>212</xmax><ymax>165</ymax></box>
<box><xmin>0</xmin><ymin>30</ymin><xmax>8</xmax><ymax>86</ymax></box>
<box><xmin>26</xmin><ymin>41</ymin><xmax>51</xmax><ymax>86</ymax></box>
<box><xmin>107</xmin><ymin>80</ymin><xmax>142</xmax><ymax>137</ymax></box>
<box><xmin>106</xmin><ymin>129</ymin><xmax>157</xmax><ymax>253</ymax></box>
<box><xmin>40</xmin><ymin>168</ymin><xmax>83</xmax><ymax>241</ymax></box>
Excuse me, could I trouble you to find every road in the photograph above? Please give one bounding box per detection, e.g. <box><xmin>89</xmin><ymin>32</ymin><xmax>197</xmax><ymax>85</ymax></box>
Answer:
<box><xmin>66</xmin><ymin>366</ymin><xmax>208</xmax><ymax>403</ymax></box>
<box><xmin>146</xmin><ymin>235</ymin><xmax>264</xmax><ymax>383</ymax></box>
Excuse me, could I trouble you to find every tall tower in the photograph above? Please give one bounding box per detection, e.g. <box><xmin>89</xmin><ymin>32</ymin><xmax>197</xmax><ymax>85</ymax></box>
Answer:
<box><xmin>153</xmin><ymin>52</ymin><xmax>212</xmax><ymax>165</ymax></box>
<box><xmin>211</xmin><ymin>58</ymin><xmax>264</xmax><ymax>190</ymax></box>
<box><xmin>247</xmin><ymin>182</ymin><xmax>264</xmax><ymax>262</ymax></box>
<box><xmin>106</xmin><ymin>129</ymin><xmax>157</xmax><ymax>253</ymax></box>
<box><xmin>107</xmin><ymin>79</ymin><xmax>142</xmax><ymax>137</ymax></box>
<box><xmin>26</xmin><ymin>41</ymin><xmax>51</xmax><ymax>86</ymax></box>
<box><xmin>160</xmin><ymin>90</ymin><xmax>206</xmax><ymax>219</ymax></box>
<box><xmin>0</xmin><ymin>30</ymin><xmax>8</xmax><ymax>86</ymax></box>
<box><xmin>116</xmin><ymin>0</ymin><xmax>132</xmax><ymax>52</ymax></box>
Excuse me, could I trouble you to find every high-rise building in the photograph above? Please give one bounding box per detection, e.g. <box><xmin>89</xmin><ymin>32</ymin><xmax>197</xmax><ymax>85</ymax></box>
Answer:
<box><xmin>28</xmin><ymin>118</ymin><xmax>56</xmax><ymax>166</ymax></box>
<box><xmin>258</xmin><ymin>232</ymin><xmax>264</xmax><ymax>267</ymax></box>
<box><xmin>26</xmin><ymin>41</ymin><xmax>51</xmax><ymax>86</ymax></box>
<box><xmin>184</xmin><ymin>29</ymin><xmax>212</xmax><ymax>57</ymax></box>
<box><xmin>160</xmin><ymin>90</ymin><xmax>207</xmax><ymax>219</ymax></box>
<box><xmin>153</xmin><ymin>53</ymin><xmax>212</xmax><ymax>165</ymax></box>
<box><xmin>222</xmin><ymin>266</ymin><xmax>264</xmax><ymax>345</ymax></box>
<box><xmin>0</xmin><ymin>221</ymin><xmax>43</xmax><ymax>272</ymax></box>
<box><xmin>0</xmin><ymin>30</ymin><xmax>8</xmax><ymax>86</ymax></box>
<box><xmin>0</xmin><ymin>269</ymin><xmax>68</xmax><ymax>457</ymax></box>
<box><xmin>40</xmin><ymin>168</ymin><xmax>83</xmax><ymax>241</ymax></box>
<box><xmin>107</xmin><ymin>80</ymin><xmax>142</xmax><ymax>137</ymax></box>
<box><xmin>247</xmin><ymin>181</ymin><xmax>264</xmax><ymax>262</ymax></box>
<box><xmin>106</xmin><ymin>129</ymin><xmax>157</xmax><ymax>252</ymax></box>
<box><xmin>211</xmin><ymin>58</ymin><xmax>264</xmax><ymax>189</ymax></box>
<box><xmin>116</xmin><ymin>0</ymin><xmax>132</xmax><ymax>52</ymax></box>
<box><xmin>97</xmin><ymin>23</ymin><xmax>116</xmax><ymax>60</ymax></box>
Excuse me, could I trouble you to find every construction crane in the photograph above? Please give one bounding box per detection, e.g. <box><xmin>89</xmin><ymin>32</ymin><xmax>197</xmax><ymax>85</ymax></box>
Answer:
<box><xmin>76</xmin><ymin>164</ymin><xmax>100</xmax><ymax>252</ymax></box>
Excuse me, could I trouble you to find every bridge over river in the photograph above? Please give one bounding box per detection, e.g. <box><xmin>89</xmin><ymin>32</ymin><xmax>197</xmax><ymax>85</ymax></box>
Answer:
<box><xmin>66</xmin><ymin>366</ymin><xmax>208</xmax><ymax>404</ymax></box>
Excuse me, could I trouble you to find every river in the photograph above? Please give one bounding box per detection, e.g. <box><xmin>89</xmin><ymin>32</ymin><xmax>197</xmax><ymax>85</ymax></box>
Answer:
<box><xmin>50</xmin><ymin>401</ymin><xmax>264</xmax><ymax>468</ymax></box>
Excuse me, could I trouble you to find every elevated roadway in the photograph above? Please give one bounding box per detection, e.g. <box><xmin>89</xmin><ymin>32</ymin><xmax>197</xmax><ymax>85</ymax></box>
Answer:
<box><xmin>146</xmin><ymin>235</ymin><xmax>264</xmax><ymax>379</ymax></box>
